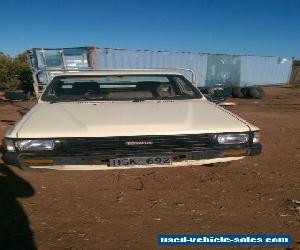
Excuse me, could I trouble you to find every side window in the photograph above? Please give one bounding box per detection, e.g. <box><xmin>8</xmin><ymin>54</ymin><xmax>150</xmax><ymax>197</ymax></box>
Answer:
<box><xmin>174</xmin><ymin>77</ymin><xmax>195</xmax><ymax>96</ymax></box>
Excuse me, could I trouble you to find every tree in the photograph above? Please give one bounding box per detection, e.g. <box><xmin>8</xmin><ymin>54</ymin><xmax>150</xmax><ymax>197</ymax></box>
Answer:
<box><xmin>0</xmin><ymin>52</ymin><xmax>15</xmax><ymax>89</ymax></box>
<box><xmin>0</xmin><ymin>51</ymin><xmax>33</xmax><ymax>91</ymax></box>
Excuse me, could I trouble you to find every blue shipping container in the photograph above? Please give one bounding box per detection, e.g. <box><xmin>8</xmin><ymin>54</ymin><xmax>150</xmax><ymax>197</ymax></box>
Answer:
<box><xmin>28</xmin><ymin>47</ymin><xmax>293</xmax><ymax>92</ymax></box>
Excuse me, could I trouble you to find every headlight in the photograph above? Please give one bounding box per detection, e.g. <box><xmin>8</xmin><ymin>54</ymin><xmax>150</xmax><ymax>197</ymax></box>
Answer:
<box><xmin>216</xmin><ymin>133</ymin><xmax>249</xmax><ymax>144</ymax></box>
<box><xmin>253</xmin><ymin>131</ymin><xmax>260</xmax><ymax>143</ymax></box>
<box><xmin>4</xmin><ymin>139</ymin><xmax>16</xmax><ymax>152</ymax></box>
<box><xmin>16</xmin><ymin>139</ymin><xmax>55</xmax><ymax>151</ymax></box>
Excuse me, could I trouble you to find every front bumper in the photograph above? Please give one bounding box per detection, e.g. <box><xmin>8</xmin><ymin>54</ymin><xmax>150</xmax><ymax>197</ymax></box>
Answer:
<box><xmin>2</xmin><ymin>143</ymin><xmax>262</xmax><ymax>169</ymax></box>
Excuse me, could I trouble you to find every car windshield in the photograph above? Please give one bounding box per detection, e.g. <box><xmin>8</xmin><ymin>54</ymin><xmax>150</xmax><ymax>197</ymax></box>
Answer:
<box><xmin>41</xmin><ymin>74</ymin><xmax>202</xmax><ymax>102</ymax></box>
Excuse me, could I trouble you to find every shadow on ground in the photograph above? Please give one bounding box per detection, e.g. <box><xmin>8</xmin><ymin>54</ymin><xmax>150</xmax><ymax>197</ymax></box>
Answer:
<box><xmin>0</xmin><ymin>164</ymin><xmax>36</xmax><ymax>250</ymax></box>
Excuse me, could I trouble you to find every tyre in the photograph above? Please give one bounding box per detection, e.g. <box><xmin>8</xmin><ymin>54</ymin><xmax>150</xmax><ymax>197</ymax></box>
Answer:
<box><xmin>241</xmin><ymin>87</ymin><xmax>249</xmax><ymax>97</ymax></box>
<box><xmin>231</xmin><ymin>87</ymin><xmax>244</xmax><ymax>98</ymax></box>
<box><xmin>248</xmin><ymin>86</ymin><xmax>262</xmax><ymax>99</ymax></box>
<box><xmin>4</xmin><ymin>90</ymin><xmax>27</xmax><ymax>101</ymax></box>
<box><xmin>206</xmin><ymin>162</ymin><xmax>231</xmax><ymax>167</ymax></box>
<box><xmin>256</xmin><ymin>86</ymin><xmax>265</xmax><ymax>97</ymax></box>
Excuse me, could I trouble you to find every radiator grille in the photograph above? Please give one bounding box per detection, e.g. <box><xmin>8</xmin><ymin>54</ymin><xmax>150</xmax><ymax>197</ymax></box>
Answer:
<box><xmin>56</xmin><ymin>134</ymin><xmax>212</xmax><ymax>157</ymax></box>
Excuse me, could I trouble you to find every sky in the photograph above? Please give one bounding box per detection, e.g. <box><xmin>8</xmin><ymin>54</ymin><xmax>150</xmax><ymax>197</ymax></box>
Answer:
<box><xmin>1</xmin><ymin>0</ymin><xmax>300</xmax><ymax>58</ymax></box>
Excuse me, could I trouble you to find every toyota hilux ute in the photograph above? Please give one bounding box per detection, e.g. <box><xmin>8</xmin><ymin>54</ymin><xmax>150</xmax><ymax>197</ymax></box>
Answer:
<box><xmin>2</xmin><ymin>70</ymin><xmax>261</xmax><ymax>170</ymax></box>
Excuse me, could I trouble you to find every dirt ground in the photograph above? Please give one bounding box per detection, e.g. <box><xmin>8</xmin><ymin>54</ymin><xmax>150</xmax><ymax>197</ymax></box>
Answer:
<box><xmin>0</xmin><ymin>86</ymin><xmax>299</xmax><ymax>250</ymax></box>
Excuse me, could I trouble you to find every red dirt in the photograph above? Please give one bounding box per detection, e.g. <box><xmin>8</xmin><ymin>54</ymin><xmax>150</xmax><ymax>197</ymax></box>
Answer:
<box><xmin>0</xmin><ymin>86</ymin><xmax>299</xmax><ymax>250</ymax></box>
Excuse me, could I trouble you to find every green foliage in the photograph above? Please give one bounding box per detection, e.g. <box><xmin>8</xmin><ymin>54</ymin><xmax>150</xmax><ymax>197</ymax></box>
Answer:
<box><xmin>0</xmin><ymin>52</ymin><xmax>32</xmax><ymax>90</ymax></box>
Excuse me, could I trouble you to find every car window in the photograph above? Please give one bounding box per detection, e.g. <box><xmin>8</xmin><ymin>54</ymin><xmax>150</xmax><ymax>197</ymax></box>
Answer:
<box><xmin>42</xmin><ymin>75</ymin><xmax>201</xmax><ymax>102</ymax></box>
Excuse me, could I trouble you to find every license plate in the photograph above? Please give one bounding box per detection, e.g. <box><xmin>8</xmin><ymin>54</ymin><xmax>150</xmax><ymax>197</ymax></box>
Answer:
<box><xmin>109</xmin><ymin>156</ymin><xmax>172</xmax><ymax>167</ymax></box>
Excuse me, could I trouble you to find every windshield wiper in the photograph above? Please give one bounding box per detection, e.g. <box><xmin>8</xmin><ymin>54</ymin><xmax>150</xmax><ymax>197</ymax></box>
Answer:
<box><xmin>77</xmin><ymin>96</ymin><xmax>106</xmax><ymax>101</ymax></box>
<box><xmin>47</xmin><ymin>95</ymin><xmax>78</xmax><ymax>103</ymax></box>
<box><xmin>132</xmin><ymin>98</ymin><xmax>148</xmax><ymax>102</ymax></box>
<box><xmin>48</xmin><ymin>96</ymin><xmax>104</xmax><ymax>103</ymax></box>
<box><xmin>48</xmin><ymin>97</ymin><xmax>82</xmax><ymax>103</ymax></box>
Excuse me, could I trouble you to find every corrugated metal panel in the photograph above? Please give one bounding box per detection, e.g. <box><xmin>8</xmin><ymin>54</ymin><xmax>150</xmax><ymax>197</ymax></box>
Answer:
<box><xmin>96</xmin><ymin>48</ymin><xmax>292</xmax><ymax>87</ymax></box>
<box><xmin>240</xmin><ymin>56</ymin><xmax>292</xmax><ymax>86</ymax></box>
<box><xmin>96</xmin><ymin>48</ymin><xmax>207</xmax><ymax>86</ymax></box>
<box><xmin>28</xmin><ymin>47</ymin><xmax>293</xmax><ymax>90</ymax></box>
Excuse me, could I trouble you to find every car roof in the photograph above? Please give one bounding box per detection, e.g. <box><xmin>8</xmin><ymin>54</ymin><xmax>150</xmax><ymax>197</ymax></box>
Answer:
<box><xmin>51</xmin><ymin>69</ymin><xmax>184</xmax><ymax>77</ymax></box>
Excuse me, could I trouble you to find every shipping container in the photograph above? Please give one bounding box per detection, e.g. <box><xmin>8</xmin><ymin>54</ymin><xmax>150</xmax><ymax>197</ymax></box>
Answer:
<box><xmin>27</xmin><ymin>47</ymin><xmax>293</xmax><ymax>95</ymax></box>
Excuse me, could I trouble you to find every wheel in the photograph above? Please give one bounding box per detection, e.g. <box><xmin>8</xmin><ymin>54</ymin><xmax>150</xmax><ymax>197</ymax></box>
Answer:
<box><xmin>241</xmin><ymin>87</ymin><xmax>249</xmax><ymax>97</ymax></box>
<box><xmin>231</xmin><ymin>87</ymin><xmax>244</xmax><ymax>98</ymax></box>
<box><xmin>248</xmin><ymin>86</ymin><xmax>262</xmax><ymax>99</ymax></box>
<box><xmin>206</xmin><ymin>162</ymin><xmax>231</xmax><ymax>167</ymax></box>
<box><xmin>256</xmin><ymin>86</ymin><xmax>265</xmax><ymax>97</ymax></box>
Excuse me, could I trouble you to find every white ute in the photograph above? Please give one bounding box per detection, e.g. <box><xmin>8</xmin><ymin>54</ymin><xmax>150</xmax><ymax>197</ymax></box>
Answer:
<box><xmin>2</xmin><ymin>70</ymin><xmax>261</xmax><ymax>170</ymax></box>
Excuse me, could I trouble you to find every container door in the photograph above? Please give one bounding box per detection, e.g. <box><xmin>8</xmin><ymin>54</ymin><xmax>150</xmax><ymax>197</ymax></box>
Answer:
<box><xmin>205</xmin><ymin>54</ymin><xmax>241</xmax><ymax>87</ymax></box>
